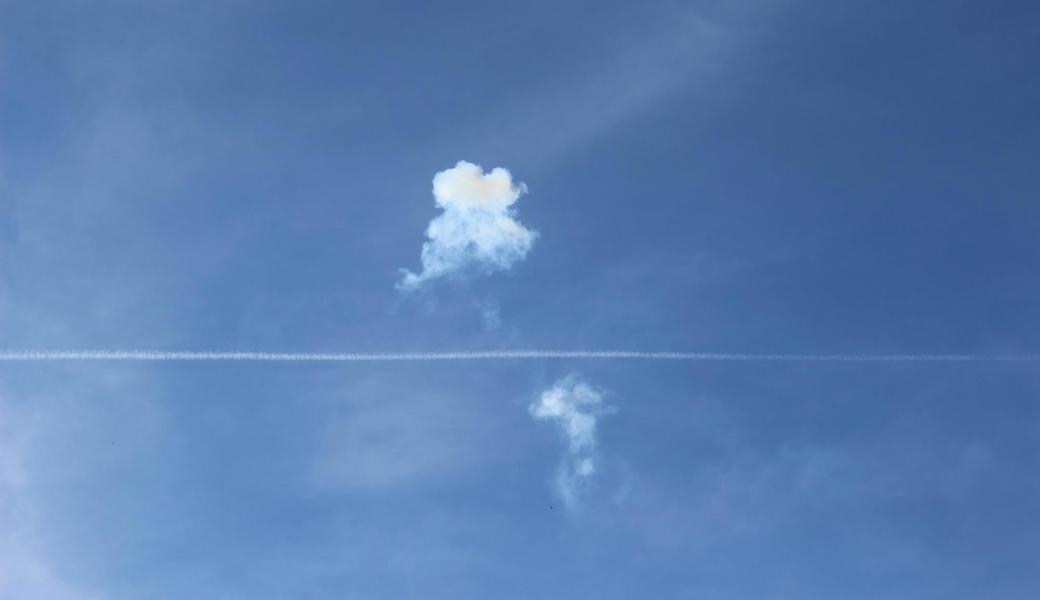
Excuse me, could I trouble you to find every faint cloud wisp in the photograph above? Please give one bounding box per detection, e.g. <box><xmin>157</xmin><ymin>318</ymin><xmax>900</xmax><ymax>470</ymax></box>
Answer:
<box><xmin>530</xmin><ymin>375</ymin><xmax>615</xmax><ymax>509</ymax></box>
<box><xmin>398</xmin><ymin>161</ymin><xmax>537</xmax><ymax>291</ymax></box>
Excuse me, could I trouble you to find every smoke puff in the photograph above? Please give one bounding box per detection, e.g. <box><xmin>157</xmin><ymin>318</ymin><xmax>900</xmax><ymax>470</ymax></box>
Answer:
<box><xmin>398</xmin><ymin>161</ymin><xmax>537</xmax><ymax>291</ymax></box>
<box><xmin>530</xmin><ymin>375</ymin><xmax>614</xmax><ymax>509</ymax></box>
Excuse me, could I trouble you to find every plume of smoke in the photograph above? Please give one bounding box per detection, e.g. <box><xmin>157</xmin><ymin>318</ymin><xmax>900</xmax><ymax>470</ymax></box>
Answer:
<box><xmin>529</xmin><ymin>375</ymin><xmax>614</xmax><ymax>509</ymax></box>
<box><xmin>397</xmin><ymin>161</ymin><xmax>537</xmax><ymax>291</ymax></box>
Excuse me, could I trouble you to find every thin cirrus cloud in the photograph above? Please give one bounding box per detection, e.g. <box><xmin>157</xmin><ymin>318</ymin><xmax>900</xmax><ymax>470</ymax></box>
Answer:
<box><xmin>529</xmin><ymin>375</ymin><xmax>615</xmax><ymax>509</ymax></box>
<box><xmin>397</xmin><ymin>161</ymin><xmax>537</xmax><ymax>292</ymax></box>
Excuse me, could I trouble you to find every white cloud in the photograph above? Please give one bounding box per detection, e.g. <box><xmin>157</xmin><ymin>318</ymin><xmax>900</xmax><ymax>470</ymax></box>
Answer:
<box><xmin>398</xmin><ymin>161</ymin><xmax>537</xmax><ymax>291</ymax></box>
<box><xmin>529</xmin><ymin>375</ymin><xmax>614</xmax><ymax>509</ymax></box>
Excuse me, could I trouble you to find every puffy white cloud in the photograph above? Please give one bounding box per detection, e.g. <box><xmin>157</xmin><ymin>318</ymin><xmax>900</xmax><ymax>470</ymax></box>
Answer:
<box><xmin>530</xmin><ymin>375</ymin><xmax>614</xmax><ymax>509</ymax></box>
<box><xmin>398</xmin><ymin>161</ymin><xmax>537</xmax><ymax>291</ymax></box>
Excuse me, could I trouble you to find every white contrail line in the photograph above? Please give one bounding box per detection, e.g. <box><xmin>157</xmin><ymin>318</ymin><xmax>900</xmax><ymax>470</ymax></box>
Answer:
<box><xmin>0</xmin><ymin>350</ymin><xmax>1037</xmax><ymax>362</ymax></box>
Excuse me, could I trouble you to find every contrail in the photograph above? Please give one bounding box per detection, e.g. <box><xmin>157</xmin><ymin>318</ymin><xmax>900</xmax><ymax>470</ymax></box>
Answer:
<box><xmin>0</xmin><ymin>350</ymin><xmax>1037</xmax><ymax>362</ymax></box>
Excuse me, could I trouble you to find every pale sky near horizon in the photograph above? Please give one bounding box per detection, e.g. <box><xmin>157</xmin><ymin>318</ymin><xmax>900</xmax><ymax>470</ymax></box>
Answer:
<box><xmin>2</xmin><ymin>1</ymin><xmax>1040</xmax><ymax>598</ymax></box>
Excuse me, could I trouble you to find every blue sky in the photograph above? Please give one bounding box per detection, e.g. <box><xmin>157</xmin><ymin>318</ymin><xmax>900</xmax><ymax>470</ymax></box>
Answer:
<box><xmin>2</xmin><ymin>0</ymin><xmax>1040</xmax><ymax>597</ymax></box>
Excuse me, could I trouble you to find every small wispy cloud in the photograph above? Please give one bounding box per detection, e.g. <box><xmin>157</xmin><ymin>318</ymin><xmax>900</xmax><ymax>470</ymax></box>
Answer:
<box><xmin>529</xmin><ymin>375</ymin><xmax>614</xmax><ymax>509</ymax></box>
<box><xmin>475</xmin><ymin>298</ymin><xmax>502</xmax><ymax>331</ymax></box>
<box><xmin>397</xmin><ymin>161</ymin><xmax>537</xmax><ymax>291</ymax></box>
